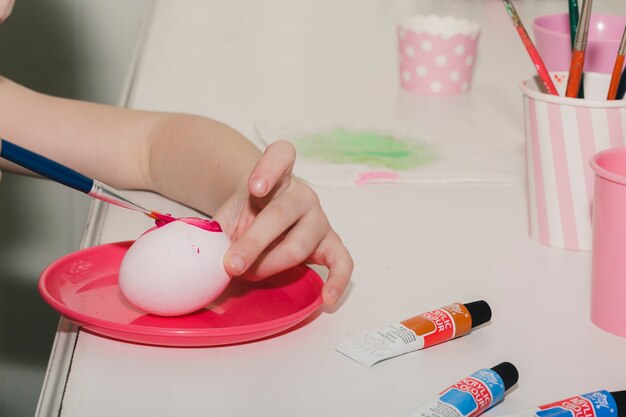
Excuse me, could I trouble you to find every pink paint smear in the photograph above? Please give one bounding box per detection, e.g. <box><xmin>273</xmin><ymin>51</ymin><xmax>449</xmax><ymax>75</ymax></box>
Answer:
<box><xmin>178</xmin><ymin>217</ymin><xmax>223</xmax><ymax>232</ymax></box>
<box><xmin>355</xmin><ymin>171</ymin><xmax>400</xmax><ymax>185</ymax></box>
<box><xmin>150</xmin><ymin>214</ymin><xmax>223</xmax><ymax>233</ymax></box>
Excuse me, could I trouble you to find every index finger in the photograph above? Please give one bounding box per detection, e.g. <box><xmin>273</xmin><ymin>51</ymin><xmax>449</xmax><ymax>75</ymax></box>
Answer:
<box><xmin>248</xmin><ymin>140</ymin><xmax>295</xmax><ymax>198</ymax></box>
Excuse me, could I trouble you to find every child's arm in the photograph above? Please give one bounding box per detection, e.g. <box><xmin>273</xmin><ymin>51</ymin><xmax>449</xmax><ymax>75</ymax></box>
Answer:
<box><xmin>0</xmin><ymin>76</ymin><xmax>352</xmax><ymax>305</ymax></box>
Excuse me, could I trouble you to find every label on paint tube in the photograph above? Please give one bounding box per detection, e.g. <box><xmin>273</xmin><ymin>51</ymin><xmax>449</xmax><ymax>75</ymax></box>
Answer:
<box><xmin>504</xmin><ymin>391</ymin><xmax>618</xmax><ymax>417</ymax></box>
<box><xmin>336</xmin><ymin>303</ymin><xmax>472</xmax><ymax>367</ymax></box>
<box><xmin>401</xmin><ymin>368</ymin><xmax>506</xmax><ymax>417</ymax></box>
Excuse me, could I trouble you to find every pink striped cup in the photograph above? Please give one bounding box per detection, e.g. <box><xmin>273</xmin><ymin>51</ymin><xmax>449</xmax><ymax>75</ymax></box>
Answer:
<box><xmin>590</xmin><ymin>148</ymin><xmax>626</xmax><ymax>337</ymax></box>
<box><xmin>520</xmin><ymin>72</ymin><xmax>626</xmax><ymax>251</ymax></box>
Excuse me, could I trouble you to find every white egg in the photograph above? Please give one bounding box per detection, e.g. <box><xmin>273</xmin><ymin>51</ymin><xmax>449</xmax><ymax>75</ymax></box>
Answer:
<box><xmin>118</xmin><ymin>218</ymin><xmax>231</xmax><ymax>316</ymax></box>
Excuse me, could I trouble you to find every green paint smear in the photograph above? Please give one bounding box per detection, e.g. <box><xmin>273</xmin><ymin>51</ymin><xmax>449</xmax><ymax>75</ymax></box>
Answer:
<box><xmin>295</xmin><ymin>128</ymin><xmax>437</xmax><ymax>170</ymax></box>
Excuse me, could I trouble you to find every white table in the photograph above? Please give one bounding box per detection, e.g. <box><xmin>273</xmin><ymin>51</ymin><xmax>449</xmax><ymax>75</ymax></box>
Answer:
<box><xmin>36</xmin><ymin>1</ymin><xmax>626</xmax><ymax>416</ymax></box>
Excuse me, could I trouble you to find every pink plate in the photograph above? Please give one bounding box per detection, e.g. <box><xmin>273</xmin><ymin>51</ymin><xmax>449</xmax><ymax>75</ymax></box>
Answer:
<box><xmin>39</xmin><ymin>241</ymin><xmax>324</xmax><ymax>347</ymax></box>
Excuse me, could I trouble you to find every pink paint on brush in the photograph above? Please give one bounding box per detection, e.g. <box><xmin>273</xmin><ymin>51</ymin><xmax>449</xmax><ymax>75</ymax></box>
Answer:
<box><xmin>150</xmin><ymin>211</ymin><xmax>177</xmax><ymax>227</ymax></box>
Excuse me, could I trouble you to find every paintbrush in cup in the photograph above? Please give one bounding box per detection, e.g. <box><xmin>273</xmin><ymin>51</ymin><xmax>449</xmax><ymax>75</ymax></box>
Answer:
<box><xmin>608</xmin><ymin>26</ymin><xmax>626</xmax><ymax>100</ymax></box>
<box><xmin>568</xmin><ymin>0</ymin><xmax>580</xmax><ymax>49</ymax></box>
<box><xmin>568</xmin><ymin>0</ymin><xmax>585</xmax><ymax>98</ymax></box>
<box><xmin>0</xmin><ymin>138</ymin><xmax>176</xmax><ymax>224</ymax></box>
<box><xmin>617</xmin><ymin>63</ymin><xmax>626</xmax><ymax>99</ymax></box>
<box><xmin>565</xmin><ymin>0</ymin><xmax>592</xmax><ymax>98</ymax></box>
<box><xmin>502</xmin><ymin>0</ymin><xmax>559</xmax><ymax>95</ymax></box>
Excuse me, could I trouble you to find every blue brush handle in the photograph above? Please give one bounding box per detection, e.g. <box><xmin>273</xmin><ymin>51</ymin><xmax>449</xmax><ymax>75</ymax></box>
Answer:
<box><xmin>0</xmin><ymin>138</ymin><xmax>94</xmax><ymax>193</ymax></box>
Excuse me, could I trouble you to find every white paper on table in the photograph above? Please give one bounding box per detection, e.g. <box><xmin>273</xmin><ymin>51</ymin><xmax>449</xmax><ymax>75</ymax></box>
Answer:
<box><xmin>255</xmin><ymin>122</ymin><xmax>525</xmax><ymax>186</ymax></box>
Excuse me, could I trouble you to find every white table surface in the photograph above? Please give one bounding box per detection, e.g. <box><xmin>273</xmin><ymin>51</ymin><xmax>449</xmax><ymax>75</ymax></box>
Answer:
<box><xmin>37</xmin><ymin>1</ymin><xmax>626</xmax><ymax>416</ymax></box>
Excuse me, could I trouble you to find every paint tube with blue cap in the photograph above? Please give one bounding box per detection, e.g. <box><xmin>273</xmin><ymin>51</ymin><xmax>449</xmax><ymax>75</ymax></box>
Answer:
<box><xmin>501</xmin><ymin>390</ymin><xmax>625</xmax><ymax>417</ymax></box>
<box><xmin>402</xmin><ymin>362</ymin><xmax>519</xmax><ymax>417</ymax></box>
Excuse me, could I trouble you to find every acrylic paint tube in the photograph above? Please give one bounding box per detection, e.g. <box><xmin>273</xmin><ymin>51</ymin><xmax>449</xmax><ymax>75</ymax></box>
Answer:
<box><xmin>401</xmin><ymin>362</ymin><xmax>519</xmax><ymax>417</ymax></box>
<box><xmin>502</xmin><ymin>390</ymin><xmax>625</xmax><ymax>417</ymax></box>
<box><xmin>336</xmin><ymin>300</ymin><xmax>492</xmax><ymax>367</ymax></box>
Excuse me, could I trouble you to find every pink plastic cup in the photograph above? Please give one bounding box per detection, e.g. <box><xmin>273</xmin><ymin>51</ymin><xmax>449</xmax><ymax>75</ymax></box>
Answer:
<box><xmin>590</xmin><ymin>148</ymin><xmax>626</xmax><ymax>337</ymax></box>
<box><xmin>398</xmin><ymin>15</ymin><xmax>480</xmax><ymax>95</ymax></box>
<box><xmin>533</xmin><ymin>13</ymin><xmax>626</xmax><ymax>73</ymax></box>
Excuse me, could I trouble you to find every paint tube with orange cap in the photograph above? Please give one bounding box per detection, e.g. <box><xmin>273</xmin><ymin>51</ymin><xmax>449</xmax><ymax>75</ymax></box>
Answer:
<box><xmin>335</xmin><ymin>300</ymin><xmax>492</xmax><ymax>367</ymax></box>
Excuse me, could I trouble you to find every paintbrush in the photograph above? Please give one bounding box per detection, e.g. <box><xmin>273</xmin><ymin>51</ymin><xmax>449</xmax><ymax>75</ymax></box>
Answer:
<box><xmin>608</xmin><ymin>26</ymin><xmax>626</xmax><ymax>100</ymax></box>
<box><xmin>568</xmin><ymin>0</ymin><xmax>579</xmax><ymax>49</ymax></box>
<box><xmin>0</xmin><ymin>138</ymin><xmax>176</xmax><ymax>224</ymax></box>
<box><xmin>502</xmin><ymin>0</ymin><xmax>559</xmax><ymax>95</ymax></box>
<box><xmin>568</xmin><ymin>0</ymin><xmax>585</xmax><ymax>98</ymax></box>
<box><xmin>617</xmin><ymin>63</ymin><xmax>626</xmax><ymax>99</ymax></box>
<box><xmin>565</xmin><ymin>0</ymin><xmax>592</xmax><ymax>98</ymax></box>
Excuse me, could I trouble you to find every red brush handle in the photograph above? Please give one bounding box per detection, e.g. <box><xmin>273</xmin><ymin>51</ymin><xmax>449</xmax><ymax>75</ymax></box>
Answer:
<box><xmin>566</xmin><ymin>50</ymin><xmax>585</xmax><ymax>98</ymax></box>
<box><xmin>517</xmin><ymin>26</ymin><xmax>559</xmax><ymax>95</ymax></box>
<box><xmin>608</xmin><ymin>55</ymin><xmax>625</xmax><ymax>100</ymax></box>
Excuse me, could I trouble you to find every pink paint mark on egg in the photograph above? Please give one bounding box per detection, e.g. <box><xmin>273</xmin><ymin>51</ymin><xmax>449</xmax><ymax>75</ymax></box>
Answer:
<box><xmin>146</xmin><ymin>216</ymin><xmax>223</xmax><ymax>236</ymax></box>
<box><xmin>150</xmin><ymin>214</ymin><xmax>222</xmax><ymax>233</ymax></box>
<box><xmin>355</xmin><ymin>171</ymin><xmax>401</xmax><ymax>185</ymax></box>
<box><xmin>177</xmin><ymin>217</ymin><xmax>223</xmax><ymax>232</ymax></box>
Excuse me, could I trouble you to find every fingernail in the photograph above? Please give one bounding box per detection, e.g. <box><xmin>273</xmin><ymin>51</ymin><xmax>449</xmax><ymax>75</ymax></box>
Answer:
<box><xmin>228</xmin><ymin>254</ymin><xmax>246</xmax><ymax>274</ymax></box>
<box><xmin>252</xmin><ymin>178</ymin><xmax>267</xmax><ymax>195</ymax></box>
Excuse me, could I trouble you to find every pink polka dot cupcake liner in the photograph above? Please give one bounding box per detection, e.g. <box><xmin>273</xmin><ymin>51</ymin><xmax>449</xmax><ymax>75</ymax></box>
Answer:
<box><xmin>398</xmin><ymin>15</ymin><xmax>480</xmax><ymax>95</ymax></box>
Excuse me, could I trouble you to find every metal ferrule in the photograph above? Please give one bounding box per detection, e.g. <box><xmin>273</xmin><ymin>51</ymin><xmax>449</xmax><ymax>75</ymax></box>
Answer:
<box><xmin>574</xmin><ymin>0</ymin><xmax>592</xmax><ymax>51</ymax></box>
<box><xmin>503</xmin><ymin>0</ymin><xmax>521</xmax><ymax>27</ymax></box>
<box><xmin>88</xmin><ymin>180</ymin><xmax>150</xmax><ymax>214</ymax></box>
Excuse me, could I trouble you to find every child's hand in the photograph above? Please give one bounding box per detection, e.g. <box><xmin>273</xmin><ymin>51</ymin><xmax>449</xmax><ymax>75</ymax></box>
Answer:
<box><xmin>214</xmin><ymin>141</ymin><xmax>353</xmax><ymax>306</ymax></box>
